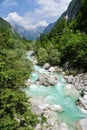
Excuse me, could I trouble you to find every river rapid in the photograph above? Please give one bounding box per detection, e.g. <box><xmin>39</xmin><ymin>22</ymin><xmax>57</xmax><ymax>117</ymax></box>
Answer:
<box><xmin>25</xmin><ymin>51</ymin><xmax>86</xmax><ymax>130</ymax></box>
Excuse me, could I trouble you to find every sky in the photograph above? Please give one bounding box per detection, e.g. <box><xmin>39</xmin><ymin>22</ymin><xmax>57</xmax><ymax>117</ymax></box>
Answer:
<box><xmin>0</xmin><ymin>0</ymin><xmax>72</xmax><ymax>30</ymax></box>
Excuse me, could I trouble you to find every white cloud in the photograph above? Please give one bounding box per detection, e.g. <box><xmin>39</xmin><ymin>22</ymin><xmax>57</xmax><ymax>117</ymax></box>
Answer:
<box><xmin>35</xmin><ymin>0</ymin><xmax>72</xmax><ymax>17</ymax></box>
<box><xmin>36</xmin><ymin>20</ymin><xmax>48</xmax><ymax>27</ymax></box>
<box><xmin>5</xmin><ymin>0</ymin><xmax>72</xmax><ymax>30</ymax></box>
<box><xmin>25</xmin><ymin>0</ymin><xmax>72</xmax><ymax>25</ymax></box>
<box><xmin>1</xmin><ymin>0</ymin><xmax>18</xmax><ymax>7</ymax></box>
<box><xmin>35</xmin><ymin>0</ymin><xmax>59</xmax><ymax>17</ymax></box>
<box><xmin>5</xmin><ymin>12</ymin><xmax>48</xmax><ymax>30</ymax></box>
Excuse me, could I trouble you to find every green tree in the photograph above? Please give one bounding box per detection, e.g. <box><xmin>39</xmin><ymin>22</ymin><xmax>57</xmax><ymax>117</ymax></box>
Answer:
<box><xmin>37</xmin><ymin>47</ymin><xmax>48</xmax><ymax>65</ymax></box>
<box><xmin>0</xmin><ymin>18</ymin><xmax>38</xmax><ymax>130</ymax></box>
<box><xmin>49</xmin><ymin>49</ymin><xmax>61</xmax><ymax>65</ymax></box>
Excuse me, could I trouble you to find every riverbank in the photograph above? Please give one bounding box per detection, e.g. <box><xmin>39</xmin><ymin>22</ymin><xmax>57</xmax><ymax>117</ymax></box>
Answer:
<box><xmin>25</xmin><ymin>51</ymin><xmax>87</xmax><ymax>130</ymax></box>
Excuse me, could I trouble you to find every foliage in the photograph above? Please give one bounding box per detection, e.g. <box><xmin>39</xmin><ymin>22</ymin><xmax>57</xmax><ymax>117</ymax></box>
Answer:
<box><xmin>34</xmin><ymin>0</ymin><xmax>87</xmax><ymax>72</ymax></box>
<box><xmin>59</xmin><ymin>31</ymin><xmax>87</xmax><ymax>70</ymax></box>
<box><xmin>0</xmin><ymin>18</ymin><xmax>38</xmax><ymax>130</ymax></box>
<box><xmin>37</xmin><ymin>47</ymin><xmax>48</xmax><ymax>65</ymax></box>
<box><xmin>48</xmin><ymin>49</ymin><xmax>60</xmax><ymax>65</ymax></box>
<box><xmin>0</xmin><ymin>89</ymin><xmax>38</xmax><ymax>130</ymax></box>
<box><xmin>73</xmin><ymin>0</ymin><xmax>87</xmax><ymax>33</ymax></box>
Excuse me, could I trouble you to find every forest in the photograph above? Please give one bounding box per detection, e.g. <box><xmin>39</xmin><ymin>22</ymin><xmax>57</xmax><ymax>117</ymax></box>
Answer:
<box><xmin>0</xmin><ymin>18</ymin><xmax>38</xmax><ymax>130</ymax></box>
<box><xmin>34</xmin><ymin>0</ymin><xmax>87</xmax><ymax>74</ymax></box>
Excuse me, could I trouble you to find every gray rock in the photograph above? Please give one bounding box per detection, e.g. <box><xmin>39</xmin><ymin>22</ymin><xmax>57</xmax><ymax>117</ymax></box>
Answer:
<box><xmin>77</xmin><ymin>118</ymin><xmax>87</xmax><ymax>130</ymax></box>
<box><xmin>43</xmin><ymin>63</ymin><xmax>50</xmax><ymax>69</ymax></box>
<box><xmin>59</xmin><ymin>123</ymin><xmax>68</xmax><ymax>130</ymax></box>
<box><xmin>29</xmin><ymin>97</ymin><xmax>71</xmax><ymax>130</ymax></box>
<box><xmin>31</xmin><ymin>105</ymin><xmax>44</xmax><ymax>116</ymax></box>
<box><xmin>48</xmin><ymin>67</ymin><xmax>55</xmax><ymax>72</ymax></box>
<box><xmin>25</xmin><ymin>79</ymin><xmax>32</xmax><ymax>86</ymax></box>
<box><xmin>35</xmin><ymin>123</ymin><xmax>41</xmax><ymax>130</ymax></box>
<box><xmin>38</xmin><ymin>73</ymin><xmax>57</xmax><ymax>86</ymax></box>
<box><xmin>49</xmin><ymin>104</ymin><xmax>63</xmax><ymax>113</ymax></box>
<box><xmin>32</xmin><ymin>56</ymin><xmax>37</xmax><ymax>64</ymax></box>
<box><xmin>64</xmin><ymin>75</ymin><xmax>73</xmax><ymax>84</ymax></box>
<box><xmin>78</xmin><ymin>95</ymin><xmax>87</xmax><ymax>110</ymax></box>
<box><xmin>83</xmin><ymin>95</ymin><xmax>87</xmax><ymax>101</ymax></box>
<box><xmin>64</xmin><ymin>73</ymin><xmax>87</xmax><ymax>91</ymax></box>
<box><xmin>54</xmin><ymin>66</ymin><xmax>63</xmax><ymax>73</ymax></box>
<box><xmin>72</xmin><ymin>73</ymin><xmax>87</xmax><ymax>90</ymax></box>
<box><xmin>64</xmin><ymin>84</ymin><xmax>79</xmax><ymax>96</ymax></box>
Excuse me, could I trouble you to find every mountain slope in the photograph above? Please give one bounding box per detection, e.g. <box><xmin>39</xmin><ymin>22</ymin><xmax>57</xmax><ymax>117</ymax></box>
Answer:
<box><xmin>12</xmin><ymin>24</ymin><xmax>46</xmax><ymax>40</ymax></box>
<box><xmin>43</xmin><ymin>0</ymin><xmax>81</xmax><ymax>34</ymax></box>
<box><xmin>73</xmin><ymin>0</ymin><xmax>87</xmax><ymax>33</ymax></box>
<box><xmin>43</xmin><ymin>22</ymin><xmax>55</xmax><ymax>34</ymax></box>
<box><xmin>35</xmin><ymin>0</ymin><xmax>87</xmax><ymax>73</ymax></box>
<box><xmin>0</xmin><ymin>17</ymin><xmax>11</xmax><ymax>29</ymax></box>
<box><xmin>0</xmin><ymin>18</ymin><xmax>38</xmax><ymax>129</ymax></box>
<box><xmin>65</xmin><ymin>0</ymin><xmax>81</xmax><ymax>21</ymax></box>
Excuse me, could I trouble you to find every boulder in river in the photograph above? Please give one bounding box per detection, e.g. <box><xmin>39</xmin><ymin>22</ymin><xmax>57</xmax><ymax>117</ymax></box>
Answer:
<box><xmin>43</xmin><ymin>63</ymin><xmax>50</xmax><ymax>69</ymax></box>
<box><xmin>64</xmin><ymin>84</ymin><xmax>78</xmax><ymax>96</ymax></box>
<box><xmin>29</xmin><ymin>97</ymin><xmax>61</xmax><ymax>130</ymax></box>
<box><xmin>83</xmin><ymin>95</ymin><xmax>87</xmax><ymax>101</ymax></box>
<box><xmin>72</xmin><ymin>74</ymin><xmax>83</xmax><ymax>90</ymax></box>
<box><xmin>59</xmin><ymin>122</ymin><xmax>68</xmax><ymax>130</ymax></box>
<box><xmin>64</xmin><ymin>73</ymin><xmax>87</xmax><ymax>90</ymax></box>
<box><xmin>48</xmin><ymin>67</ymin><xmax>55</xmax><ymax>72</ymax></box>
<box><xmin>37</xmin><ymin>73</ymin><xmax>57</xmax><ymax>86</ymax></box>
<box><xmin>65</xmin><ymin>75</ymin><xmax>74</xmax><ymax>84</ymax></box>
<box><xmin>76</xmin><ymin>118</ymin><xmax>87</xmax><ymax>130</ymax></box>
<box><xmin>49</xmin><ymin>104</ymin><xmax>64</xmax><ymax>113</ymax></box>
<box><xmin>78</xmin><ymin>96</ymin><xmax>87</xmax><ymax>110</ymax></box>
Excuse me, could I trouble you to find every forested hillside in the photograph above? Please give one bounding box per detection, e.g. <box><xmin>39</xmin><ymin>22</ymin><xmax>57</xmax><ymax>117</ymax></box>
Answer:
<box><xmin>0</xmin><ymin>18</ymin><xmax>38</xmax><ymax>130</ymax></box>
<box><xmin>0</xmin><ymin>0</ymin><xmax>87</xmax><ymax>129</ymax></box>
<box><xmin>34</xmin><ymin>0</ymin><xmax>87</xmax><ymax>74</ymax></box>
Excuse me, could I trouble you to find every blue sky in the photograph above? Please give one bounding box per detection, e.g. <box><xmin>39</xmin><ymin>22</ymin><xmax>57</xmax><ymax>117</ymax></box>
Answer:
<box><xmin>0</xmin><ymin>0</ymin><xmax>72</xmax><ymax>30</ymax></box>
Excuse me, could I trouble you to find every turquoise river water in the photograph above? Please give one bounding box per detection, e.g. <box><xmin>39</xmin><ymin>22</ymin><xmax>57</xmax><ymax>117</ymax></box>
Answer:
<box><xmin>25</xmin><ymin>52</ymin><xmax>86</xmax><ymax>130</ymax></box>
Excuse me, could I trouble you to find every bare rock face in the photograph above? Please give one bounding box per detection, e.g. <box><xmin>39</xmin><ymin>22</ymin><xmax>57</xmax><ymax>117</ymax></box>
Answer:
<box><xmin>76</xmin><ymin>118</ymin><xmax>87</xmax><ymax>130</ymax></box>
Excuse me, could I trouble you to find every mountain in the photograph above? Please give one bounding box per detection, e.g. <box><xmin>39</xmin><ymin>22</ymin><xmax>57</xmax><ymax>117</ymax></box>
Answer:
<box><xmin>43</xmin><ymin>22</ymin><xmax>55</xmax><ymax>34</ymax></box>
<box><xmin>0</xmin><ymin>17</ymin><xmax>10</xmax><ymax>27</ymax></box>
<box><xmin>0</xmin><ymin>17</ymin><xmax>12</xmax><ymax>30</ymax></box>
<box><xmin>35</xmin><ymin>0</ymin><xmax>87</xmax><ymax>72</ymax></box>
<box><xmin>43</xmin><ymin>0</ymin><xmax>81</xmax><ymax>34</ymax></box>
<box><xmin>73</xmin><ymin>0</ymin><xmax>87</xmax><ymax>33</ymax></box>
<box><xmin>0</xmin><ymin>17</ymin><xmax>19</xmax><ymax>38</ymax></box>
<box><xmin>64</xmin><ymin>0</ymin><xmax>81</xmax><ymax>21</ymax></box>
<box><xmin>12</xmin><ymin>24</ymin><xmax>46</xmax><ymax>40</ymax></box>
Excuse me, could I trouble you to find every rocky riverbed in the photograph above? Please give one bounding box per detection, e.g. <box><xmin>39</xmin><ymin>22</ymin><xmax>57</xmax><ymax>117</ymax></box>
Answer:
<box><xmin>25</xmin><ymin>51</ymin><xmax>87</xmax><ymax>130</ymax></box>
<box><xmin>28</xmin><ymin>97</ymin><xmax>68</xmax><ymax>130</ymax></box>
<box><xmin>63</xmin><ymin>73</ymin><xmax>87</xmax><ymax>130</ymax></box>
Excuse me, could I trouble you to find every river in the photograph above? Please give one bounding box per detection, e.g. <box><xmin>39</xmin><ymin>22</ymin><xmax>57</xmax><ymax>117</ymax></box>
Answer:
<box><xmin>25</xmin><ymin>51</ymin><xmax>86</xmax><ymax>130</ymax></box>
